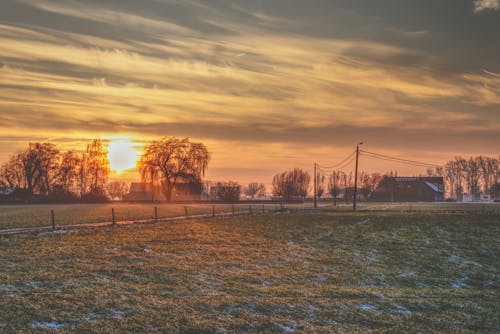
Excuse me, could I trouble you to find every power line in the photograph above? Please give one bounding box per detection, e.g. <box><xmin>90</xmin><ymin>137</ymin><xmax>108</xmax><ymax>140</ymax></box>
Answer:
<box><xmin>317</xmin><ymin>151</ymin><xmax>356</xmax><ymax>169</ymax></box>
<box><xmin>317</xmin><ymin>155</ymin><xmax>355</xmax><ymax>174</ymax></box>
<box><xmin>360</xmin><ymin>150</ymin><xmax>442</xmax><ymax>169</ymax></box>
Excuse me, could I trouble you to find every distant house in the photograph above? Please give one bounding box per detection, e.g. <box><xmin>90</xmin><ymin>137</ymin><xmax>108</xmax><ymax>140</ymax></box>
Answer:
<box><xmin>463</xmin><ymin>193</ymin><xmax>493</xmax><ymax>203</ymax></box>
<box><xmin>370</xmin><ymin>176</ymin><xmax>444</xmax><ymax>202</ymax></box>
<box><xmin>123</xmin><ymin>182</ymin><xmax>204</xmax><ymax>202</ymax></box>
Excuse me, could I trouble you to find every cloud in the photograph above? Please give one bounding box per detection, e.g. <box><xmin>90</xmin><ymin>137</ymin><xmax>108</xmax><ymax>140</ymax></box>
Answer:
<box><xmin>473</xmin><ymin>0</ymin><xmax>500</xmax><ymax>12</ymax></box>
<box><xmin>0</xmin><ymin>0</ymin><xmax>499</xmax><ymax>178</ymax></box>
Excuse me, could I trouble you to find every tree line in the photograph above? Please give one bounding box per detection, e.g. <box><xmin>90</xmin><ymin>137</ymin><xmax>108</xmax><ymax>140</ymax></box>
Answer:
<box><xmin>441</xmin><ymin>156</ymin><xmax>500</xmax><ymax>199</ymax></box>
<box><xmin>0</xmin><ymin>140</ymin><xmax>110</xmax><ymax>202</ymax></box>
<box><xmin>2</xmin><ymin>138</ymin><xmax>499</xmax><ymax>203</ymax></box>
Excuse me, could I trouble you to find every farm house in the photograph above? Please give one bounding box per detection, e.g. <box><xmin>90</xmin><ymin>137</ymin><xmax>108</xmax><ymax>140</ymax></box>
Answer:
<box><xmin>369</xmin><ymin>176</ymin><xmax>445</xmax><ymax>202</ymax></box>
<box><xmin>123</xmin><ymin>182</ymin><xmax>204</xmax><ymax>202</ymax></box>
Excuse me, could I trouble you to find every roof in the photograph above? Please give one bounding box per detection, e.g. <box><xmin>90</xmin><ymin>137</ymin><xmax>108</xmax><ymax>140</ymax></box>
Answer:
<box><xmin>424</xmin><ymin>181</ymin><xmax>444</xmax><ymax>193</ymax></box>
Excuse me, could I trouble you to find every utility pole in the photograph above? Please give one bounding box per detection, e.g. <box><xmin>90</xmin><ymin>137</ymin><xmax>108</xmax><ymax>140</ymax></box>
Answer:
<box><xmin>333</xmin><ymin>171</ymin><xmax>337</xmax><ymax>206</ymax></box>
<box><xmin>314</xmin><ymin>162</ymin><xmax>317</xmax><ymax>209</ymax></box>
<box><xmin>353</xmin><ymin>142</ymin><xmax>363</xmax><ymax>212</ymax></box>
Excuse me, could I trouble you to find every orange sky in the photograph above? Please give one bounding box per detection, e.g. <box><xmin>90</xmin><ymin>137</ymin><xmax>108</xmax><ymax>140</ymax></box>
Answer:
<box><xmin>0</xmin><ymin>1</ymin><xmax>499</xmax><ymax>185</ymax></box>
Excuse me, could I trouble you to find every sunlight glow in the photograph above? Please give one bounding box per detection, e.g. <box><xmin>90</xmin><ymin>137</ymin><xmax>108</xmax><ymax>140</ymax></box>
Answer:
<box><xmin>108</xmin><ymin>139</ymin><xmax>140</xmax><ymax>173</ymax></box>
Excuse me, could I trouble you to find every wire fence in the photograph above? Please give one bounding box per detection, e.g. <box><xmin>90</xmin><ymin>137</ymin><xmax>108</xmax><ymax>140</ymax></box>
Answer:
<box><xmin>1</xmin><ymin>202</ymin><xmax>499</xmax><ymax>235</ymax></box>
<box><xmin>0</xmin><ymin>203</ymin><xmax>290</xmax><ymax>234</ymax></box>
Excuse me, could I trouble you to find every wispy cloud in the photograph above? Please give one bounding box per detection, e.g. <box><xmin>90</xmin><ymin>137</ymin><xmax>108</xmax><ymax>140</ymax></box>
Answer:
<box><xmin>0</xmin><ymin>0</ymin><xmax>499</xmax><ymax>178</ymax></box>
<box><xmin>473</xmin><ymin>0</ymin><xmax>500</xmax><ymax>12</ymax></box>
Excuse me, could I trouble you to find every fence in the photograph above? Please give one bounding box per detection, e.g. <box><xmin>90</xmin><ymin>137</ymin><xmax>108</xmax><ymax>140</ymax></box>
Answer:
<box><xmin>1</xmin><ymin>202</ymin><xmax>499</xmax><ymax>235</ymax></box>
<box><xmin>0</xmin><ymin>203</ymin><xmax>287</xmax><ymax>235</ymax></box>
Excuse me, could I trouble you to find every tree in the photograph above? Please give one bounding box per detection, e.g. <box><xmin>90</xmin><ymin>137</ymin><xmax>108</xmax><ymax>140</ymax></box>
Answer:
<box><xmin>18</xmin><ymin>143</ymin><xmax>60</xmax><ymax>196</ymax></box>
<box><xmin>316</xmin><ymin>172</ymin><xmax>325</xmax><ymax>198</ymax></box>
<box><xmin>85</xmin><ymin>139</ymin><xmax>109</xmax><ymax>195</ymax></box>
<box><xmin>56</xmin><ymin>151</ymin><xmax>80</xmax><ymax>195</ymax></box>
<box><xmin>139</xmin><ymin>137</ymin><xmax>210</xmax><ymax>202</ymax></box>
<box><xmin>107</xmin><ymin>181</ymin><xmax>129</xmax><ymax>200</ymax></box>
<box><xmin>464</xmin><ymin>157</ymin><xmax>481</xmax><ymax>195</ymax></box>
<box><xmin>477</xmin><ymin>156</ymin><xmax>498</xmax><ymax>193</ymax></box>
<box><xmin>489</xmin><ymin>183</ymin><xmax>500</xmax><ymax>199</ymax></box>
<box><xmin>0</xmin><ymin>153</ymin><xmax>26</xmax><ymax>190</ymax></box>
<box><xmin>272</xmin><ymin>168</ymin><xmax>310</xmax><ymax>200</ymax></box>
<box><xmin>244</xmin><ymin>182</ymin><xmax>266</xmax><ymax>199</ymax></box>
<box><xmin>427</xmin><ymin>167</ymin><xmax>443</xmax><ymax>177</ymax></box>
<box><xmin>216</xmin><ymin>181</ymin><xmax>241</xmax><ymax>202</ymax></box>
<box><xmin>328</xmin><ymin>171</ymin><xmax>341</xmax><ymax>205</ymax></box>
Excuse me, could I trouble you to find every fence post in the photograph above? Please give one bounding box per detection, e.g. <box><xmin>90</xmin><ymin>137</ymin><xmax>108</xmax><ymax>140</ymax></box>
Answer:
<box><xmin>51</xmin><ymin>209</ymin><xmax>55</xmax><ymax>229</ymax></box>
<box><xmin>280</xmin><ymin>203</ymin><xmax>283</xmax><ymax>210</ymax></box>
<box><xmin>112</xmin><ymin>208</ymin><xmax>116</xmax><ymax>226</ymax></box>
<box><xmin>212</xmin><ymin>205</ymin><xmax>215</xmax><ymax>217</ymax></box>
<box><xmin>232</xmin><ymin>204</ymin><xmax>235</xmax><ymax>216</ymax></box>
<box><xmin>184</xmin><ymin>206</ymin><xmax>189</xmax><ymax>219</ymax></box>
<box><xmin>262</xmin><ymin>204</ymin><xmax>265</xmax><ymax>214</ymax></box>
<box><xmin>154</xmin><ymin>206</ymin><xmax>158</xmax><ymax>223</ymax></box>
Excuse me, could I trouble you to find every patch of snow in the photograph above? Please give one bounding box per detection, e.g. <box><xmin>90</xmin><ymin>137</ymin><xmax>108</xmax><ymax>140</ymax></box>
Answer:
<box><xmin>448</xmin><ymin>255</ymin><xmax>461</xmax><ymax>262</ymax></box>
<box><xmin>144</xmin><ymin>248</ymin><xmax>152</xmax><ymax>253</ymax></box>
<box><xmin>262</xmin><ymin>280</ymin><xmax>272</xmax><ymax>287</ymax></box>
<box><xmin>33</xmin><ymin>321</ymin><xmax>65</xmax><ymax>329</ymax></box>
<box><xmin>111</xmin><ymin>309</ymin><xmax>126</xmax><ymax>318</ymax></box>
<box><xmin>483</xmin><ymin>279</ymin><xmax>497</xmax><ymax>286</ymax></box>
<box><xmin>452</xmin><ymin>276</ymin><xmax>470</xmax><ymax>289</ymax></box>
<box><xmin>287</xmin><ymin>241</ymin><xmax>295</xmax><ymax>246</ymax></box>
<box><xmin>276</xmin><ymin>322</ymin><xmax>298</xmax><ymax>332</ymax></box>
<box><xmin>399</xmin><ymin>272</ymin><xmax>416</xmax><ymax>278</ymax></box>
<box><xmin>392</xmin><ymin>304</ymin><xmax>412</xmax><ymax>316</ymax></box>
<box><xmin>316</xmin><ymin>276</ymin><xmax>328</xmax><ymax>282</ymax></box>
<box><xmin>459</xmin><ymin>260</ymin><xmax>482</xmax><ymax>268</ymax></box>
<box><xmin>360</xmin><ymin>303</ymin><xmax>377</xmax><ymax>311</ymax></box>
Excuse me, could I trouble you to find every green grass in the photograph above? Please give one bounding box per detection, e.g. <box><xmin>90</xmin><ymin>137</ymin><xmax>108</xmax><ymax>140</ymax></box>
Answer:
<box><xmin>0</xmin><ymin>212</ymin><xmax>498</xmax><ymax>332</ymax></box>
<box><xmin>0</xmin><ymin>203</ymin><xmax>284</xmax><ymax>229</ymax></box>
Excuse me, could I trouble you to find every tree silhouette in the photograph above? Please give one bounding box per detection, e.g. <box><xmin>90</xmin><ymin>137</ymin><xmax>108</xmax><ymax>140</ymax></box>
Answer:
<box><xmin>139</xmin><ymin>137</ymin><xmax>209</xmax><ymax>202</ymax></box>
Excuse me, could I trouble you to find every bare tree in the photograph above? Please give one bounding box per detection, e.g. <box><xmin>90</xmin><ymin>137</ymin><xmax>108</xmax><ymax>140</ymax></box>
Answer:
<box><xmin>328</xmin><ymin>171</ymin><xmax>341</xmax><ymax>205</ymax></box>
<box><xmin>139</xmin><ymin>137</ymin><xmax>210</xmax><ymax>202</ymax></box>
<box><xmin>244</xmin><ymin>182</ymin><xmax>266</xmax><ymax>199</ymax></box>
<box><xmin>0</xmin><ymin>153</ymin><xmax>26</xmax><ymax>189</ymax></box>
<box><xmin>427</xmin><ymin>167</ymin><xmax>443</xmax><ymax>177</ymax></box>
<box><xmin>272</xmin><ymin>168</ymin><xmax>310</xmax><ymax>200</ymax></box>
<box><xmin>316</xmin><ymin>172</ymin><xmax>326</xmax><ymax>198</ymax></box>
<box><xmin>56</xmin><ymin>151</ymin><xmax>80</xmax><ymax>194</ymax></box>
<box><xmin>464</xmin><ymin>157</ymin><xmax>481</xmax><ymax>195</ymax></box>
<box><xmin>18</xmin><ymin>143</ymin><xmax>60</xmax><ymax>196</ymax></box>
<box><xmin>477</xmin><ymin>156</ymin><xmax>498</xmax><ymax>193</ymax></box>
<box><xmin>216</xmin><ymin>181</ymin><xmax>241</xmax><ymax>202</ymax></box>
<box><xmin>86</xmin><ymin>139</ymin><xmax>109</xmax><ymax>194</ymax></box>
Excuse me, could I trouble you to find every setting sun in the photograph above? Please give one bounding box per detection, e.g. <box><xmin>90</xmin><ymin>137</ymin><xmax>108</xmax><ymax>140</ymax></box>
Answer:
<box><xmin>108</xmin><ymin>139</ymin><xmax>140</xmax><ymax>173</ymax></box>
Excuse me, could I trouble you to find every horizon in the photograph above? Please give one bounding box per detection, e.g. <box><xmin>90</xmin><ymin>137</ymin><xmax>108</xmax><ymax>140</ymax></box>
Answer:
<box><xmin>1</xmin><ymin>0</ymin><xmax>499</xmax><ymax>185</ymax></box>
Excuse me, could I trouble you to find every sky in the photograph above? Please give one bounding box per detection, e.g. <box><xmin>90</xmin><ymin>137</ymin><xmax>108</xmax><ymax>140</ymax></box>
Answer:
<box><xmin>0</xmin><ymin>0</ymin><xmax>499</xmax><ymax>184</ymax></box>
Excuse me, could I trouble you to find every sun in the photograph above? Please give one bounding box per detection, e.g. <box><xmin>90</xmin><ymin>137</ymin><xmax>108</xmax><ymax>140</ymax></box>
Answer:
<box><xmin>107</xmin><ymin>139</ymin><xmax>140</xmax><ymax>173</ymax></box>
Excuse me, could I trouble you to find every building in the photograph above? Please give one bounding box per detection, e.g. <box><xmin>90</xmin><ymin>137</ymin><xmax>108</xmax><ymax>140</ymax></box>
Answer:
<box><xmin>123</xmin><ymin>182</ymin><xmax>204</xmax><ymax>202</ymax></box>
<box><xmin>463</xmin><ymin>193</ymin><xmax>493</xmax><ymax>203</ymax></box>
<box><xmin>370</xmin><ymin>176</ymin><xmax>444</xmax><ymax>202</ymax></box>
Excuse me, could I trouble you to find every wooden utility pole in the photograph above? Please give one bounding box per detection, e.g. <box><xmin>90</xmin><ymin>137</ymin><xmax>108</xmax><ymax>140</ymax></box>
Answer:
<box><xmin>333</xmin><ymin>171</ymin><xmax>337</xmax><ymax>207</ymax></box>
<box><xmin>353</xmin><ymin>142</ymin><xmax>363</xmax><ymax>212</ymax></box>
<box><xmin>314</xmin><ymin>163</ymin><xmax>317</xmax><ymax>209</ymax></box>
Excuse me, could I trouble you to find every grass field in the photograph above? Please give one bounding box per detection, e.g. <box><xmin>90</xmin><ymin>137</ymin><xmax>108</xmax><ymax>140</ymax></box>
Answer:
<box><xmin>0</xmin><ymin>203</ymin><xmax>288</xmax><ymax>230</ymax></box>
<box><xmin>0</xmin><ymin>211</ymin><xmax>498</xmax><ymax>332</ymax></box>
<box><xmin>1</xmin><ymin>202</ymin><xmax>499</xmax><ymax>230</ymax></box>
